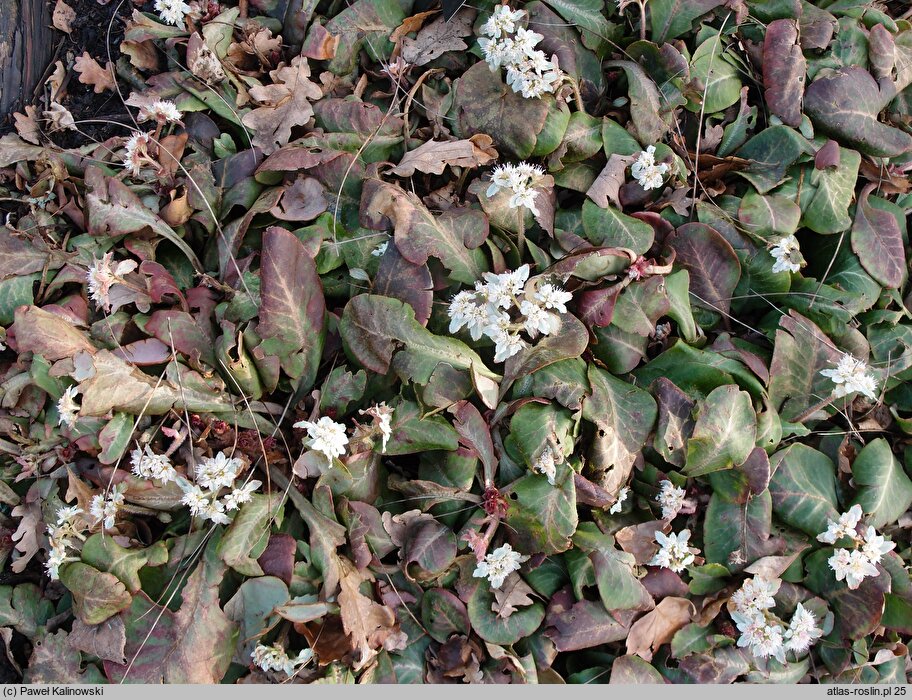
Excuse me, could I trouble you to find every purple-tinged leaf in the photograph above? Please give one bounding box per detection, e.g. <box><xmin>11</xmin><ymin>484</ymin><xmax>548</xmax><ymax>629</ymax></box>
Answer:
<box><xmin>666</xmin><ymin>222</ymin><xmax>741</xmax><ymax>317</ymax></box>
<box><xmin>851</xmin><ymin>184</ymin><xmax>907</xmax><ymax>289</ymax></box>
<box><xmin>373</xmin><ymin>243</ymin><xmax>433</xmax><ymax>326</ymax></box>
<box><xmin>762</xmin><ymin>20</ymin><xmax>805</xmax><ymax>127</ymax></box>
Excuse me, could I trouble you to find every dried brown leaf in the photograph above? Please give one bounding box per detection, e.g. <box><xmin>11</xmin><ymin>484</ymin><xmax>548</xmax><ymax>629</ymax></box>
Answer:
<box><xmin>337</xmin><ymin>558</ymin><xmax>397</xmax><ymax>671</ymax></box>
<box><xmin>587</xmin><ymin>154</ymin><xmax>635</xmax><ymax>209</ymax></box>
<box><xmin>492</xmin><ymin>573</ymin><xmax>536</xmax><ymax>619</ymax></box>
<box><xmin>52</xmin><ymin>0</ymin><xmax>76</xmax><ymax>33</ymax></box>
<box><xmin>401</xmin><ymin>10</ymin><xmax>474</xmax><ymax>67</ymax></box>
<box><xmin>626</xmin><ymin>597</ymin><xmax>694</xmax><ymax>661</ymax></box>
<box><xmin>390</xmin><ymin>135</ymin><xmax>497</xmax><ymax>177</ymax></box>
<box><xmin>74</xmin><ymin>52</ymin><xmax>115</xmax><ymax>94</ymax></box>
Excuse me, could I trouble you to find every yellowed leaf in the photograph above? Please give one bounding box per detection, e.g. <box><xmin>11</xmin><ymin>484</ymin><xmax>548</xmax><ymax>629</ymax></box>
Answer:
<box><xmin>626</xmin><ymin>597</ymin><xmax>694</xmax><ymax>661</ymax></box>
<box><xmin>74</xmin><ymin>52</ymin><xmax>115</xmax><ymax>94</ymax></box>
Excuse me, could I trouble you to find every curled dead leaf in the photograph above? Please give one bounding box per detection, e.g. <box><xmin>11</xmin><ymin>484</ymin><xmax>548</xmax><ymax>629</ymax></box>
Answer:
<box><xmin>626</xmin><ymin>597</ymin><xmax>695</xmax><ymax>661</ymax></box>
<box><xmin>389</xmin><ymin>135</ymin><xmax>498</xmax><ymax>177</ymax></box>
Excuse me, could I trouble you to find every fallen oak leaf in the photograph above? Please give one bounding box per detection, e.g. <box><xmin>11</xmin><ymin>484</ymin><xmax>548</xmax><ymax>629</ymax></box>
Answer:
<box><xmin>52</xmin><ymin>0</ymin><xmax>76</xmax><ymax>34</ymax></box>
<box><xmin>389</xmin><ymin>135</ymin><xmax>498</xmax><ymax>177</ymax></box>
<box><xmin>241</xmin><ymin>56</ymin><xmax>322</xmax><ymax>155</ymax></box>
<box><xmin>626</xmin><ymin>596</ymin><xmax>694</xmax><ymax>662</ymax></box>
<box><xmin>587</xmin><ymin>154</ymin><xmax>636</xmax><ymax>209</ymax></box>
<box><xmin>401</xmin><ymin>9</ymin><xmax>475</xmax><ymax>67</ymax></box>
<box><xmin>492</xmin><ymin>572</ymin><xmax>536</xmax><ymax>619</ymax></box>
<box><xmin>74</xmin><ymin>52</ymin><xmax>115</xmax><ymax>94</ymax></box>
<box><xmin>337</xmin><ymin>557</ymin><xmax>397</xmax><ymax>671</ymax></box>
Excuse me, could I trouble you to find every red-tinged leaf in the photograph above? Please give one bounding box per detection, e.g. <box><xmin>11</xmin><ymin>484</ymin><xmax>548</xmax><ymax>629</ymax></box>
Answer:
<box><xmin>360</xmin><ymin>179</ymin><xmax>489</xmax><ymax>285</ymax></box>
<box><xmin>271</xmin><ymin>176</ymin><xmax>328</xmax><ymax>222</ymax></box>
<box><xmin>257</xmin><ymin>533</ymin><xmax>296</xmax><ymax>586</ymax></box>
<box><xmin>851</xmin><ymin>184</ymin><xmax>907</xmax><ymax>289</ymax></box>
<box><xmin>112</xmin><ymin>338</ymin><xmax>171</xmax><ymax>365</ymax></box>
<box><xmin>501</xmin><ymin>313</ymin><xmax>589</xmax><ymax>397</ymax></box>
<box><xmin>104</xmin><ymin>537</ymin><xmax>238</xmax><ymax>683</ymax></box>
<box><xmin>449</xmin><ymin>400</ymin><xmax>496</xmax><ymax>480</ymax></box>
<box><xmin>814</xmin><ymin>139</ymin><xmax>841</xmax><ymax>169</ymax></box>
<box><xmin>804</xmin><ymin>67</ymin><xmax>912</xmax><ymax>158</ymax></box>
<box><xmin>0</xmin><ymin>230</ymin><xmax>60</xmax><ymax>279</ymax></box>
<box><xmin>139</xmin><ymin>261</ymin><xmax>185</xmax><ymax>306</ymax></box>
<box><xmin>257</xmin><ymin>227</ymin><xmax>326</xmax><ymax>388</ymax></box>
<box><xmin>11</xmin><ymin>305</ymin><xmax>95</xmax><ymax>361</ymax></box>
<box><xmin>577</xmin><ymin>286</ymin><xmax>620</xmax><ymax>328</ymax></box>
<box><xmin>763</xmin><ymin>20</ymin><xmax>805</xmax><ymax>128</ymax></box>
<box><xmin>145</xmin><ymin>310</ymin><xmax>216</xmax><ymax>369</ymax></box>
<box><xmin>666</xmin><ymin>222</ymin><xmax>741</xmax><ymax>317</ymax></box>
<box><xmin>545</xmin><ymin>592</ymin><xmax>635</xmax><ymax>652</ymax></box>
<box><xmin>373</xmin><ymin>243</ymin><xmax>433</xmax><ymax>326</ymax></box>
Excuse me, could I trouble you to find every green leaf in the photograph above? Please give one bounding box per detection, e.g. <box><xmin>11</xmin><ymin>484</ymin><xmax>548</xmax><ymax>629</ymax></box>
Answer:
<box><xmin>539</xmin><ymin>0</ymin><xmax>613</xmax><ymax>53</ymax></box>
<box><xmin>0</xmin><ymin>584</ymin><xmax>54</xmax><ymax>638</ymax></box>
<box><xmin>257</xmin><ymin>227</ymin><xmax>326</xmax><ymax>389</ymax></box>
<box><xmin>59</xmin><ymin>562</ymin><xmax>133</xmax><ymax>625</ymax></box>
<box><xmin>703</xmin><ymin>491</ymin><xmax>781</xmax><ymax>571</ymax></box>
<box><xmin>464</xmin><ymin>564</ymin><xmax>546</xmax><ymax>645</ymax></box>
<box><xmin>649</xmin><ymin>0</ymin><xmax>725</xmax><ymax>42</ymax></box>
<box><xmin>218</xmin><ymin>494</ymin><xmax>282</xmax><ymax>577</ymax></box>
<box><xmin>735</xmin><ymin>126</ymin><xmax>809</xmax><ymax>193</ymax></box>
<box><xmin>501</xmin><ymin>313</ymin><xmax>589</xmax><ymax>396</ymax></box>
<box><xmin>582</xmin><ymin>365</ymin><xmax>657</xmax><ymax>471</ymax></box>
<box><xmin>611</xmin><ymin>654</ymin><xmax>666</xmax><ymax>683</ymax></box>
<box><xmin>591</xmin><ymin>546</ymin><xmax>654</xmax><ymax>612</ymax></box>
<box><xmin>804</xmin><ymin>549</ymin><xmax>888</xmax><ymax>639</ymax></box>
<box><xmin>81</xmin><ymin>534</ymin><xmax>168</xmax><ymax>593</ymax></box>
<box><xmin>688</xmin><ymin>36</ymin><xmax>742</xmax><ymax>114</ymax></box>
<box><xmin>604</xmin><ymin>60</ymin><xmax>669</xmax><ymax>144</ymax></box>
<box><xmin>421</xmin><ymin>588</ymin><xmax>470</xmax><ymax>644</ymax></box>
<box><xmin>224</xmin><ymin>576</ymin><xmax>290</xmax><ymax>663</ymax></box>
<box><xmin>97</xmin><ymin>412</ymin><xmax>135</xmax><ymax>465</ymax></box>
<box><xmin>581</xmin><ymin>199</ymin><xmax>654</xmax><ymax>255</ymax></box>
<box><xmin>769</xmin><ymin>444</ymin><xmax>840</xmax><ymax>536</ymax></box>
<box><xmin>505</xmin><ymin>472</ymin><xmax>578</xmax><ymax>555</ymax></box>
<box><xmin>738</xmin><ymin>192</ymin><xmax>801</xmax><ymax>238</ymax></box>
<box><xmin>850</xmin><ymin>438</ymin><xmax>912</xmax><ymax>529</ymax></box>
<box><xmin>800</xmin><ymin>147</ymin><xmax>861</xmax><ymax>234</ymax></box>
<box><xmin>684</xmin><ymin>385</ymin><xmax>757</xmax><ymax>476</ymax></box>
<box><xmin>510</xmin><ymin>402</ymin><xmax>575</xmax><ymax>467</ymax></box>
<box><xmin>339</xmin><ymin>294</ymin><xmax>498</xmax><ymax>383</ymax></box>
<box><xmin>385</xmin><ymin>400</ymin><xmax>459</xmax><ymax>455</ymax></box>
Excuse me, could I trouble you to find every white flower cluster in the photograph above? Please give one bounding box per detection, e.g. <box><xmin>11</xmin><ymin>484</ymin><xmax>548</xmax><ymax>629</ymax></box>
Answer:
<box><xmin>130</xmin><ymin>445</ymin><xmax>177</xmax><ymax>483</ymax></box>
<box><xmin>818</xmin><ymin>504</ymin><xmax>895</xmax><ymax>590</ymax></box>
<box><xmin>294</xmin><ymin>416</ymin><xmax>349</xmax><ymax>466</ymax></box>
<box><xmin>478</xmin><ymin>6</ymin><xmax>560</xmax><ymax>99</ymax></box>
<box><xmin>137</xmin><ymin>100</ymin><xmax>183</xmax><ymax>125</ymax></box>
<box><xmin>487</xmin><ymin>162</ymin><xmax>546</xmax><ymax>217</ymax></box>
<box><xmin>730</xmin><ymin>576</ymin><xmax>822</xmax><ymax>663</ymax></box>
<box><xmin>649</xmin><ymin>529</ymin><xmax>697</xmax><ymax>573</ymax></box>
<box><xmin>631</xmin><ymin>146</ymin><xmax>669</xmax><ymax>191</ymax></box>
<box><xmin>154</xmin><ymin>0</ymin><xmax>191</xmax><ymax>26</ymax></box>
<box><xmin>448</xmin><ymin>265</ymin><xmax>572</xmax><ymax>362</ymax></box>
<box><xmin>770</xmin><ymin>235</ymin><xmax>802</xmax><ymax>274</ymax></box>
<box><xmin>86</xmin><ymin>252</ymin><xmax>138</xmax><ymax>310</ymax></box>
<box><xmin>609</xmin><ymin>486</ymin><xmax>630</xmax><ymax>514</ymax></box>
<box><xmin>820</xmin><ymin>353</ymin><xmax>878</xmax><ymax>401</ymax></box>
<box><xmin>532</xmin><ymin>448</ymin><xmax>559</xmax><ymax>485</ymax></box>
<box><xmin>656</xmin><ymin>479</ymin><xmax>686</xmax><ymax>520</ymax></box>
<box><xmin>178</xmin><ymin>451</ymin><xmax>261</xmax><ymax>525</ymax></box>
<box><xmin>57</xmin><ymin>385</ymin><xmax>81</xmax><ymax>429</ymax></box>
<box><xmin>122</xmin><ymin>131</ymin><xmax>157</xmax><ymax>177</ymax></box>
<box><xmin>45</xmin><ymin>506</ymin><xmax>84</xmax><ymax>580</ymax></box>
<box><xmin>252</xmin><ymin>643</ymin><xmax>314</xmax><ymax>677</ymax></box>
<box><xmin>90</xmin><ymin>484</ymin><xmax>126</xmax><ymax>530</ymax></box>
<box><xmin>472</xmin><ymin>543</ymin><xmax>530</xmax><ymax>589</ymax></box>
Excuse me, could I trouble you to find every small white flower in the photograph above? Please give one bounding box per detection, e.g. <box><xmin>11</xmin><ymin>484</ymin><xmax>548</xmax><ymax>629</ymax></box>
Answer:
<box><xmin>820</xmin><ymin>353</ymin><xmax>878</xmax><ymax>401</ymax></box>
<box><xmin>294</xmin><ymin>416</ymin><xmax>349</xmax><ymax>465</ymax></box>
<box><xmin>472</xmin><ymin>543</ymin><xmax>530</xmax><ymax>589</ymax></box>
<box><xmin>138</xmin><ymin>100</ymin><xmax>182</xmax><ymax>125</ymax></box>
<box><xmin>45</xmin><ymin>542</ymin><xmax>70</xmax><ymax>581</ymax></box>
<box><xmin>532</xmin><ymin>449</ymin><xmax>557</xmax><ymax>485</ymax></box>
<box><xmin>649</xmin><ymin>529</ymin><xmax>697</xmax><ymax>573</ymax></box>
<box><xmin>201</xmin><ymin>497</ymin><xmax>229</xmax><ymax>525</ymax></box>
<box><xmin>509</xmin><ymin>186</ymin><xmax>541</xmax><ymax>217</ymax></box>
<box><xmin>371</xmin><ymin>241</ymin><xmax>389</xmax><ymax>257</ymax></box>
<box><xmin>130</xmin><ymin>446</ymin><xmax>177</xmax><ymax>483</ymax></box>
<box><xmin>511</xmin><ymin>27</ymin><xmax>544</xmax><ymax>56</ymax></box>
<box><xmin>631</xmin><ymin>146</ymin><xmax>669</xmax><ymax>191</ymax></box>
<box><xmin>252</xmin><ymin>643</ymin><xmax>314</xmax><ymax>676</ymax></box>
<box><xmin>222</xmin><ymin>480</ymin><xmax>262</xmax><ymax>511</ymax></box>
<box><xmin>730</xmin><ymin>576</ymin><xmax>778</xmax><ymax>617</ymax></box>
<box><xmin>55</xmin><ymin>505</ymin><xmax>83</xmax><ymax>525</ymax></box>
<box><xmin>481</xmin><ymin>5</ymin><xmax>526</xmax><ymax>39</ymax></box>
<box><xmin>829</xmin><ymin>548</ymin><xmax>879</xmax><ymax>590</ymax></box>
<box><xmin>86</xmin><ymin>252</ymin><xmax>138</xmax><ymax>310</ymax></box>
<box><xmin>122</xmin><ymin>131</ymin><xmax>154</xmax><ymax>177</ymax></box>
<box><xmin>89</xmin><ymin>484</ymin><xmax>126</xmax><ymax>530</ymax></box>
<box><xmin>783</xmin><ymin>603</ymin><xmax>823</xmax><ymax>654</ymax></box>
<box><xmin>655</xmin><ymin>479</ymin><xmax>686</xmax><ymax>520</ymax></box>
<box><xmin>57</xmin><ymin>386</ymin><xmax>81</xmax><ymax>428</ymax></box>
<box><xmin>520</xmin><ymin>299</ymin><xmax>560</xmax><ymax>337</ymax></box>
<box><xmin>770</xmin><ymin>235</ymin><xmax>802</xmax><ymax>274</ymax></box>
<box><xmin>533</xmin><ymin>283</ymin><xmax>572</xmax><ymax>314</ymax></box>
<box><xmin>448</xmin><ymin>290</ymin><xmax>490</xmax><ymax>341</ymax></box>
<box><xmin>360</xmin><ymin>403</ymin><xmax>394</xmax><ymax>453</ymax></box>
<box><xmin>817</xmin><ymin>504</ymin><xmax>863</xmax><ymax>544</ymax></box>
<box><xmin>180</xmin><ymin>484</ymin><xmax>210</xmax><ymax>518</ymax></box>
<box><xmin>752</xmin><ymin>622</ymin><xmax>787</xmax><ymax>663</ymax></box>
<box><xmin>195</xmin><ymin>452</ymin><xmax>243</xmax><ymax>491</ymax></box>
<box><xmin>733</xmin><ymin>610</ymin><xmax>766</xmax><ymax>651</ymax></box>
<box><xmin>154</xmin><ymin>0</ymin><xmax>191</xmax><ymax>26</ymax></box>
<box><xmin>860</xmin><ymin>525</ymin><xmax>896</xmax><ymax>566</ymax></box>
<box><xmin>609</xmin><ymin>486</ymin><xmax>629</xmax><ymax>514</ymax></box>
<box><xmin>491</xmin><ymin>329</ymin><xmax>527</xmax><ymax>362</ymax></box>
